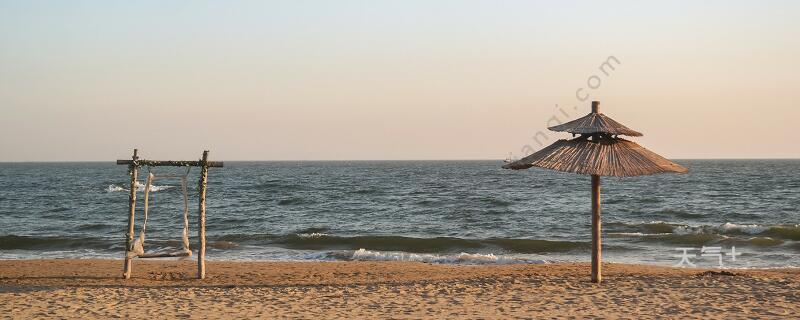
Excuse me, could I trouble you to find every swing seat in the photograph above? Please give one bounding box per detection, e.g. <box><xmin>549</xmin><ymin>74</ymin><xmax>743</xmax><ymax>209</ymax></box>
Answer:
<box><xmin>127</xmin><ymin>235</ymin><xmax>192</xmax><ymax>259</ymax></box>
<box><xmin>139</xmin><ymin>249</ymin><xmax>192</xmax><ymax>259</ymax></box>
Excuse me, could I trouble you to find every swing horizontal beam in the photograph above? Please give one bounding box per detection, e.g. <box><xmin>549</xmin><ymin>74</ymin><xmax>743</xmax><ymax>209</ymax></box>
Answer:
<box><xmin>116</xmin><ymin>160</ymin><xmax>224</xmax><ymax>167</ymax></box>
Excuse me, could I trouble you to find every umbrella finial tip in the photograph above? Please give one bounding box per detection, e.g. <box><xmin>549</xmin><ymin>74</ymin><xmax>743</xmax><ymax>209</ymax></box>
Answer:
<box><xmin>591</xmin><ymin>101</ymin><xmax>600</xmax><ymax>113</ymax></box>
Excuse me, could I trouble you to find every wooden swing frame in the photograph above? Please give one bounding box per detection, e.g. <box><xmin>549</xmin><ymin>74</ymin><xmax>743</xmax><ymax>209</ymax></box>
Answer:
<box><xmin>117</xmin><ymin>149</ymin><xmax>223</xmax><ymax>279</ymax></box>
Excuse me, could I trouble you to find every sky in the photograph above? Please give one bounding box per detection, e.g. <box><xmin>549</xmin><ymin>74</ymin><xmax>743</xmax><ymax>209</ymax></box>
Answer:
<box><xmin>1</xmin><ymin>0</ymin><xmax>798</xmax><ymax>161</ymax></box>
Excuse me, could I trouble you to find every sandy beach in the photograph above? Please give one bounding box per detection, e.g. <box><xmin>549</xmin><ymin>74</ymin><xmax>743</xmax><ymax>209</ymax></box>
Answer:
<box><xmin>0</xmin><ymin>260</ymin><xmax>797</xmax><ymax>319</ymax></box>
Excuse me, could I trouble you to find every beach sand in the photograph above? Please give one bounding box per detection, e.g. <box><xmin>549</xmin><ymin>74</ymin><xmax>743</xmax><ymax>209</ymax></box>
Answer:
<box><xmin>1</xmin><ymin>259</ymin><xmax>798</xmax><ymax>319</ymax></box>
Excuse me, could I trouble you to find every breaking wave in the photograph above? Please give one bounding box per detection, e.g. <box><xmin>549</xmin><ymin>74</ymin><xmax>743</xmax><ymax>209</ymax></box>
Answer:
<box><xmin>214</xmin><ymin>233</ymin><xmax>587</xmax><ymax>253</ymax></box>
<box><xmin>107</xmin><ymin>182</ymin><xmax>174</xmax><ymax>193</ymax></box>
<box><xmin>606</xmin><ymin>222</ymin><xmax>800</xmax><ymax>246</ymax></box>
<box><xmin>345</xmin><ymin>248</ymin><xmax>546</xmax><ymax>264</ymax></box>
<box><xmin>0</xmin><ymin>235</ymin><xmax>113</xmax><ymax>250</ymax></box>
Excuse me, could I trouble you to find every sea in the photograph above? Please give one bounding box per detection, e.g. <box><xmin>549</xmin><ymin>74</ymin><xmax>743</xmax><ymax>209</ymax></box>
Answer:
<box><xmin>0</xmin><ymin>160</ymin><xmax>798</xmax><ymax>268</ymax></box>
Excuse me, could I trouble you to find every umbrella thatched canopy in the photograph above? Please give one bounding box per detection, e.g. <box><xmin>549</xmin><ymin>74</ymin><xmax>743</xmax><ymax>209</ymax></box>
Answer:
<box><xmin>504</xmin><ymin>101</ymin><xmax>687</xmax><ymax>283</ymax></box>
<box><xmin>548</xmin><ymin>111</ymin><xmax>643</xmax><ymax>137</ymax></box>
<box><xmin>503</xmin><ymin>137</ymin><xmax>687</xmax><ymax>176</ymax></box>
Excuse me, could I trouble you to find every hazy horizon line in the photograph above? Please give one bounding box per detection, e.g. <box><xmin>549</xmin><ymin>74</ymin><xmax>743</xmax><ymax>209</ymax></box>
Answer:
<box><xmin>2</xmin><ymin>158</ymin><xmax>799</xmax><ymax>163</ymax></box>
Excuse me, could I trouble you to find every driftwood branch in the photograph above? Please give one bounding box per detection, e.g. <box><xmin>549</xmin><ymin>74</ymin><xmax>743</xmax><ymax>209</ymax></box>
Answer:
<box><xmin>197</xmin><ymin>151</ymin><xmax>209</xmax><ymax>279</ymax></box>
<box><xmin>123</xmin><ymin>149</ymin><xmax>139</xmax><ymax>279</ymax></box>
<box><xmin>116</xmin><ymin>160</ymin><xmax>223</xmax><ymax>167</ymax></box>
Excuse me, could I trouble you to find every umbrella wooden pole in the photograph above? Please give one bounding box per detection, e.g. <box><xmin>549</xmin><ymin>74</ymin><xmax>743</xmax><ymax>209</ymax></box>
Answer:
<box><xmin>591</xmin><ymin>174</ymin><xmax>602</xmax><ymax>283</ymax></box>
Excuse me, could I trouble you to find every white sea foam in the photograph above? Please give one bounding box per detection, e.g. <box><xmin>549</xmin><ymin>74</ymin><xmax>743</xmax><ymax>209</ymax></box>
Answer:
<box><xmin>296</xmin><ymin>233</ymin><xmax>328</xmax><ymax>238</ymax></box>
<box><xmin>349</xmin><ymin>248</ymin><xmax>545</xmax><ymax>265</ymax></box>
<box><xmin>106</xmin><ymin>182</ymin><xmax>174</xmax><ymax>193</ymax></box>
<box><xmin>148</xmin><ymin>185</ymin><xmax>173</xmax><ymax>192</ymax></box>
<box><xmin>107</xmin><ymin>185</ymin><xmax>125</xmax><ymax>192</ymax></box>
<box><xmin>607</xmin><ymin>232</ymin><xmax>672</xmax><ymax>237</ymax></box>
<box><xmin>672</xmin><ymin>225</ymin><xmax>695</xmax><ymax>235</ymax></box>
<box><xmin>719</xmin><ymin>222</ymin><xmax>768</xmax><ymax>235</ymax></box>
<box><xmin>647</xmin><ymin>222</ymin><xmax>772</xmax><ymax>236</ymax></box>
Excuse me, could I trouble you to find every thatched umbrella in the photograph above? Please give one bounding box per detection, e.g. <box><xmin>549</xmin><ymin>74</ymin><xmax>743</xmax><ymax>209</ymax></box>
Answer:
<box><xmin>504</xmin><ymin>101</ymin><xmax>687</xmax><ymax>283</ymax></box>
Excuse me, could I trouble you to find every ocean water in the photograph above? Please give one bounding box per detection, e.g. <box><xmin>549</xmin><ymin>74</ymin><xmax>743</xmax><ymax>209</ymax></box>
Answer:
<box><xmin>0</xmin><ymin>160</ymin><xmax>798</xmax><ymax>268</ymax></box>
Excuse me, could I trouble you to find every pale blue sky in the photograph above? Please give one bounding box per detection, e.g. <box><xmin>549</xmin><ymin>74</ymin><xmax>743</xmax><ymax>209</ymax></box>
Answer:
<box><xmin>1</xmin><ymin>1</ymin><xmax>798</xmax><ymax>161</ymax></box>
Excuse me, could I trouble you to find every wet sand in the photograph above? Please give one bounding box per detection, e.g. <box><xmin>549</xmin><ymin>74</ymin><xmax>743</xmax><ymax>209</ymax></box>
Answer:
<box><xmin>1</xmin><ymin>259</ymin><xmax>798</xmax><ymax>319</ymax></box>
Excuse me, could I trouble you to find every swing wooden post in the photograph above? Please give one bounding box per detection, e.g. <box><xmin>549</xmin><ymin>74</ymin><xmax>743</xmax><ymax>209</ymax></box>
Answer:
<box><xmin>116</xmin><ymin>149</ymin><xmax>222</xmax><ymax>280</ymax></box>
<box><xmin>197</xmin><ymin>150</ymin><xmax>209</xmax><ymax>279</ymax></box>
<box><xmin>123</xmin><ymin>149</ymin><xmax>139</xmax><ymax>279</ymax></box>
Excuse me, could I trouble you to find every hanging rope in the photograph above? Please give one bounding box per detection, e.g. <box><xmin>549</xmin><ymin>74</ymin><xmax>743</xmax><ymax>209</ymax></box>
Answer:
<box><xmin>126</xmin><ymin>167</ymin><xmax>192</xmax><ymax>259</ymax></box>
<box><xmin>179</xmin><ymin>167</ymin><xmax>191</xmax><ymax>256</ymax></box>
<box><xmin>126</xmin><ymin>171</ymin><xmax>153</xmax><ymax>258</ymax></box>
